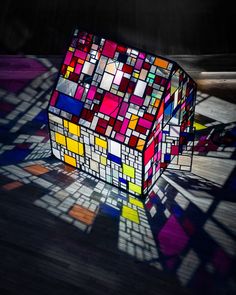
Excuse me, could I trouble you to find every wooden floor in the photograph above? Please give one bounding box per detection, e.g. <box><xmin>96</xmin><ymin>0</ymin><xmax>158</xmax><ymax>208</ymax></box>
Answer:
<box><xmin>0</xmin><ymin>55</ymin><xmax>235</xmax><ymax>295</ymax></box>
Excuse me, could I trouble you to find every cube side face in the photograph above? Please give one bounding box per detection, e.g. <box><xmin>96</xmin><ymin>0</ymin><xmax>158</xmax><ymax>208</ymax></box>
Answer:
<box><xmin>143</xmin><ymin>65</ymin><xmax>196</xmax><ymax>195</ymax></box>
<box><xmin>143</xmin><ymin>100</ymin><xmax>165</xmax><ymax>195</ymax></box>
<box><xmin>160</xmin><ymin>66</ymin><xmax>196</xmax><ymax>172</ymax></box>
<box><xmin>48</xmin><ymin>112</ymin><xmax>143</xmax><ymax>196</ymax></box>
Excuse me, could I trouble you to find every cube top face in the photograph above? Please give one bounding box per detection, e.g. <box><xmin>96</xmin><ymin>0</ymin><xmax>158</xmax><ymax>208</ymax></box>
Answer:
<box><xmin>48</xmin><ymin>29</ymin><xmax>196</xmax><ymax>197</ymax></box>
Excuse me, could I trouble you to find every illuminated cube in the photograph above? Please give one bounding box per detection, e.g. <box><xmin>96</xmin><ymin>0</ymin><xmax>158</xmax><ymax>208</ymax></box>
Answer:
<box><xmin>48</xmin><ymin>29</ymin><xmax>196</xmax><ymax>196</ymax></box>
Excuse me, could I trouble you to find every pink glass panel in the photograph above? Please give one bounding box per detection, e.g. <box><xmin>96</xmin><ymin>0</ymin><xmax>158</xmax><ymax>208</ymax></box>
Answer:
<box><xmin>130</xmin><ymin>95</ymin><xmax>143</xmax><ymax>106</ymax></box>
<box><xmin>119</xmin><ymin>102</ymin><xmax>128</xmax><ymax>116</ymax></box>
<box><xmin>114</xmin><ymin>70</ymin><xmax>123</xmax><ymax>85</ymax></box>
<box><xmin>99</xmin><ymin>93</ymin><xmax>120</xmax><ymax>118</ymax></box>
<box><xmin>102</xmin><ymin>40</ymin><xmax>117</xmax><ymax>58</ymax></box>
<box><xmin>87</xmin><ymin>86</ymin><xmax>96</xmax><ymax>100</ymax></box>
<box><xmin>135</xmin><ymin>58</ymin><xmax>143</xmax><ymax>70</ymax></box>
<box><xmin>115</xmin><ymin>133</ymin><xmax>125</xmax><ymax>142</ymax></box>
<box><xmin>165</xmin><ymin>93</ymin><xmax>170</xmax><ymax>103</ymax></box>
<box><xmin>139</xmin><ymin>52</ymin><xmax>146</xmax><ymax>59</ymax></box>
<box><xmin>75</xmin><ymin>63</ymin><xmax>82</xmax><ymax>74</ymax></box>
<box><xmin>75</xmin><ymin>85</ymin><xmax>84</xmax><ymax>100</ymax></box>
<box><xmin>50</xmin><ymin>90</ymin><xmax>59</xmax><ymax>106</ymax></box>
<box><xmin>120</xmin><ymin>118</ymin><xmax>129</xmax><ymax>134</ymax></box>
<box><xmin>139</xmin><ymin>118</ymin><xmax>152</xmax><ymax>128</ymax></box>
<box><xmin>74</xmin><ymin>49</ymin><xmax>87</xmax><ymax>60</ymax></box>
<box><xmin>64</xmin><ymin>51</ymin><xmax>73</xmax><ymax>65</ymax></box>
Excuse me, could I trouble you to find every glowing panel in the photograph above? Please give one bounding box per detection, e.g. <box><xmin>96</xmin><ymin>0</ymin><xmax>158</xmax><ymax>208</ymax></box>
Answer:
<box><xmin>109</xmin><ymin>140</ymin><xmax>121</xmax><ymax>157</ymax></box>
<box><xmin>66</xmin><ymin>137</ymin><xmax>79</xmax><ymax>154</ymax></box>
<box><xmin>69</xmin><ymin>122</ymin><xmax>78</xmax><ymax>135</ymax></box>
<box><xmin>123</xmin><ymin>164</ymin><xmax>135</xmax><ymax>178</ymax></box>
<box><xmin>55</xmin><ymin>132</ymin><xmax>66</xmax><ymax>146</ymax></box>
<box><xmin>64</xmin><ymin>154</ymin><xmax>76</xmax><ymax>167</ymax></box>
<box><xmin>48</xmin><ymin>29</ymin><xmax>196</xmax><ymax>196</ymax></box>
<box><xmin>129</xmin><ymin>182</ymin><xmax>141</xmax><ymax>194</ymax></box>
<box><xmin>95</xmin><ymin>137</ymin><xmax>107</xmax><ymax>149</ymax></box>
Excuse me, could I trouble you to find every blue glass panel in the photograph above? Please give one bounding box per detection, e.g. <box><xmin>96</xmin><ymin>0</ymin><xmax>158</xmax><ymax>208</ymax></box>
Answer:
<box><xmin>164</xmin><ymin>103</ymin><xmax>172</xmax><ymax>116</ymax></box>
<box><xmin>164</xmin><ymin>153</ymin><xmax>171</xmax><ymax>162</ymax></box>
<box><xmin>56</xmin><ymin>93</ymin><xmax>84</xmax><ymax>117</ymax></box>
<box><xmin>119</xmin><ymin>177</ymin><xmax>127</xmax><ymax>184</ymax></box>
<box><xmin>107</xmin><ymin>153</ymin><xmax>122</xmax><ymax>165</ymax></box>
<box><xmin>186</xmin><ymin>92</ymin><xmax>194</xmax><ymax>104</ymax></box>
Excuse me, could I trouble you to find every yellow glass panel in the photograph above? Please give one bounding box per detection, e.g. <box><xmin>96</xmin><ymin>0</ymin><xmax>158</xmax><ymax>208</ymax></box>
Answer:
<box><xmin>69</xmin><ymin>122</ymin><xmax>78</xmax><ymax>135</ymax></box>
<box><xmin>171</xmin><ymin>85</ymin><xmax>178</xmax><ymax>95</ymax></box>
<box><xmin>64</xmin><ymin>71</ymin><xmax>70</xmax><ymax>78</ymax></box>
<box><xmin>154</xmin><ymin>58</ymin><xmax>168</xmax><ymax>69</ymax></box>
<box><xmin>137</xmin><ymin>139</ymin><xmax>145</xmax><ymax>151</ymax></box>
<box><xmin>77</xmin><ymin>125</ymin><xmax>81</xmax><ymax>136</ymax></box>
<box><xmin>69</xmin><ymin>47</ymin><xmax>75</xmax><ymax>52</ymax></box>
<box><xmin>64</xmin><ymin>120</ymin><xmax>68</xmax><ymax>128</ymax></box>
<box><xmin>55</xmin><ymin>132</ymin><xmax>66</xmax><ymax>146</ymax></box>
<box><xmin>129</xmin><ymin>196</ymin><xmax>144</xmax><ymax>208</ymax></box>
<box><xmin>66</xmin><ymin>137</ymin><xmax>78</xmax><ymax>154</ymax></box>
<box><xmin>129</xmin><ymin>182</ymin><xmax>141</xmax><ymax>194</ymax></box>
<box><xmin>123</xmin><ymin>163</ymin><xmax>135</xmax><ymax>178</ymax></box>
<box><xmin>64</xmin><ymin>154</ymin><xmax>76</xmax><ymax>167</ymax></box>
<box><xmin>95</xmin><ymin>137</ymin><xmax>107</xmax><ymax>149</ymax></box>
<box><xmin>194</xmin><ymin>122</ymin><xmax>207</xmax><ymax>130</ymax></box>
<box><xmin>128</xmin><ymin>115</ymin><xmax>138</xmax><ymax>130</ymax></box>
<box><xmin>101</xmin><ymin>156</ymin><xmax>107</xmax><ymax>165</ymax></box>
<box><xmin>67</xmin><ymin>66</ymin><xmax>74</xmax><ymax>72</ymax></box>
<box><xmin>122</xmin><ymin>205</ymin><xmax>139</xmax><ymax>224</ymax></box>
<box><xmin>78</xmin><ymin>142</ymin><xmax>84</xmax><ymax>156</ymax></box>
<box><xmin>133</xmin><ymin>72</ymin><xmax>139</xmax><ymax>79</ymax></box>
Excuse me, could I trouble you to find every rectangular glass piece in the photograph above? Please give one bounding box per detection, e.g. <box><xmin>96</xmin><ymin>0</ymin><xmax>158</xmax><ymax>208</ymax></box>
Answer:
<box><xmin>56</xmin><ymin>93</ymin><xmax>84</xmax><ymax>117</ymax></box>
<box><xmin>134</xmin><ymin>80</ymin><xmax>147</xmax><ymax>97</ymax></box>
<box><xmin>82</xmin><ymin>61</ymin><xmax>95</xmax><ymax>76</ymax></box>
<box><xmin>100</xmin><ymin>72</ymin><xmax>114</xmax><ymax>91</ymax></box>
<box><xmin>56</xmin><ymin>77</ymin><xmax>78</xmax><ymax>97</ymax></box>
<box><xmin>109</xmin><ymin>140</ymin><xmax>121</xmax><ymax>157</ymax></box>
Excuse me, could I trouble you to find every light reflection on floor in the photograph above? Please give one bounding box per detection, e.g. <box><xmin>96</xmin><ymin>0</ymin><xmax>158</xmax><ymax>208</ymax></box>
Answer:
<box><xmin>1</xmin><ymin>159</ymin><xmax>159</xmax><ymax>264</ymax></box>
<box><xmin>0</xmin><ymin>55</ymin><xmax>235</xmax><ymax>293</ymax></box>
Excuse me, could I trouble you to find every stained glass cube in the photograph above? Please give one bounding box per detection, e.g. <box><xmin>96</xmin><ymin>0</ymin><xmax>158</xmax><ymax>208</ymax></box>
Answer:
<box><xmin>48</xmin><ymin>29</ymin><xmax>196</xmax><ymax>197</ymax></box>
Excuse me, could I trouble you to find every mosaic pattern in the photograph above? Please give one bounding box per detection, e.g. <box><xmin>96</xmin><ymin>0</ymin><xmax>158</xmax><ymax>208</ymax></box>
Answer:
<box><xmin>0</xmin><ymin>159</ymin><xmax>159</xmax><ymax>263</ymax></box>
<box><xmin>145</xmin><ymin>170</ymin><xmax>236</xmax><ymax>288</ymax></box>
<box><xmin>0</xmin><ymin>56</ymin><xmax>56</xmax><ymax>166</ymax></box>
<box><xmin>193</xmin><ymin>91</ymin><xmax>236</xmax><ymax>160</ymax></box>
<box><xmin>48</xmin><ymin>30</ymin><xmax>196</xmax><ymax>196</ymax></box>
<box><xmin>1</xmin><ymin>157</ymin><xmax>235</xmax><ymax>290</ymax></box>
<box><xmin>0</xmin><ymin>56</ymin><xmax>235</xmax><ymax>293</ymax></box>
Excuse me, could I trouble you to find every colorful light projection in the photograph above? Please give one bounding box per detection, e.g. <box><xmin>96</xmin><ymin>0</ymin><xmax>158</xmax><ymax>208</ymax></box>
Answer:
<box><xmin>48</xmin><ymin>29</ymin><xmax>196</xmax><ymax>196</ymax></box>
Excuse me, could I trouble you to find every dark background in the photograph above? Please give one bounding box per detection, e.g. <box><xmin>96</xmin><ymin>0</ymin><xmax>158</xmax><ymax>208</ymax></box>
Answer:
<box><xmin>0</xmin><ymin>0</ymin><xmax>235</xmax><ymax>55</ymax></box>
